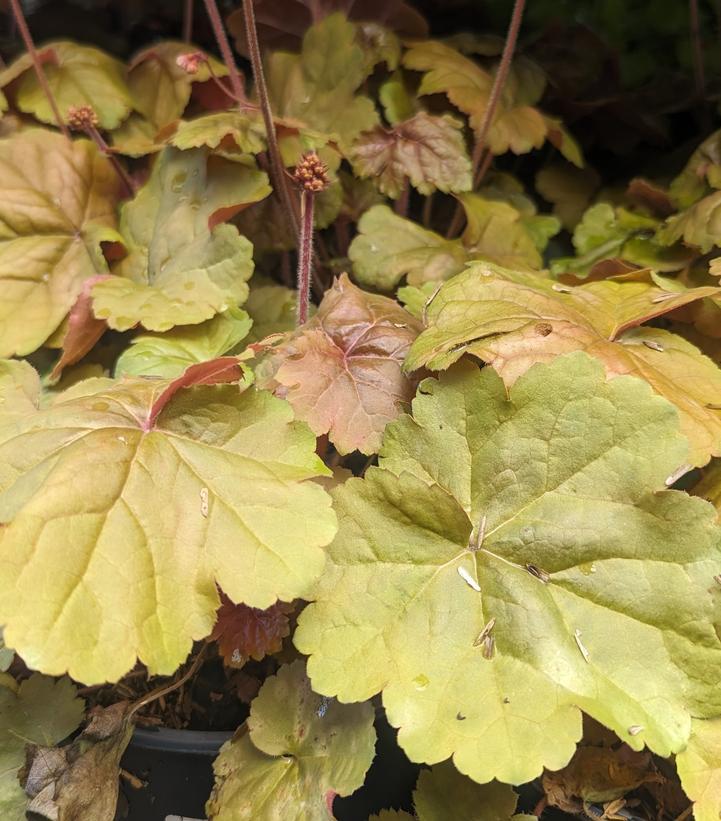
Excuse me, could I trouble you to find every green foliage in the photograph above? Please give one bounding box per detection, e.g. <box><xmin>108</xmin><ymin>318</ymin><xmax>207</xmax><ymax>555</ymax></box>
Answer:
<box><xmin>207</xmin><ymin>660</ymin><xmax>376</xmax><ymax>820</ymax></box>
<box><xmin>296</xmin><ymin>354</ymin><xmax>721</xmax><ymax>784</ymax></box>
<box><xmin>0</xmin><ymin>368</ymin><xmax>335</xmax><ymax>683</ymax></box>
<box><xmin>0</xmin><ymin>674</ymin><xmax>84</xmax><ymax>819</ymax></box>
<box><xmin>92</xmin><ymin>147</ymin><xmax>269</xmax><ymax>332</ymax></box>
<box><xmin>1</xmin><ymin>3</ymin><xmax>721</xmax><ymax>818</ymax></box>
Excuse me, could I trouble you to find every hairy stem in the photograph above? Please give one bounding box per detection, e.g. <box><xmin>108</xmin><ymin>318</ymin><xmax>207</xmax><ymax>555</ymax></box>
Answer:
<box><xmin>242</xmin><ymin>0</ymin><xmax>300</xmax><ymax>235</ymax></box>
<box><xmin>471</xmin><ymin>0</ymin><xmax>525</xmax><ymax>176</ymax></box>
<box><xmin>183</xmin><ymin>0</ymin><xmax>194</xmax><ymax>42</ymax></box>
<box><xmin>87</xmin><ymin>125</ymin><xmax>135</xmax><ymax>197</ymax></box>
<box><xmin>297</xmin><ymin>190</ymin><xmax>315</xmax><ymax>325</ymax></box>
<box><xmin>8</xmin><ymin>0</ymin><xmax>70</xmax><ymax>139</ymax></box>
<box><xmin>446</xmin><ymin>0</ymin><xmax>525</xmax><ymax>238</ymax></box>
<box><xmin>203</xmin><ymin>0</ymin><xmax>246</xmax><ymax>105</ymax></box>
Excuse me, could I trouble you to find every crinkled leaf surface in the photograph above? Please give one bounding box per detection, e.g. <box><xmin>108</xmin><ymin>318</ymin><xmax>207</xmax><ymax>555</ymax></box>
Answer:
<box><xmin>6</xmin><ymin>42</ymin><xmax>132</xmax><ymax>130</ymax></box>
<box><xmin>127</xmin><ymin>42</ymin><xmax>228</xmax><ymax>131</ymax></box>
<box><xmin>115</xmin><ymin>307</ymin><xmax>251</xmax><ymax>378</ymax></box>
<box><xmin>207</xmin><ymin>660</ymin><xmax>376</xmax><ymax>820</ymax></box>
<box><xmin>259</xmin><ymin>274</ymin><xmax>421</xmax><ymax>454</ymax></box>
<box><xmin>0</xmin><ymin>369</ymin><xmax>335</xmax><ymax>683</ymax></box>
<box><xmin>414</xmin><ymin>762</ymin><xmax>519</xmax><ymax>820</ymax></box>
<box><xmin>296</xmin><ymin>354</ymin><xmax>721</xmax><ymax>784</ymax></box>
<box><xmin>677</xmin><ymin>719</ymin><xmax>721</xmax><ymax>821</ymax></box>
<box><xmin>406</xmin><ymin>266</ymin><xmax>721</xmax><ymax>466</ymax></box>
<box><xmin>92</xmin><ymin>147</ymin><xmax>270</xmax><ymax>332</ymax></box>
<box><xmin>0</xmin><ymin>129</ymin><xmax>121</xmax><ymax>357</ymax></box>
<box><xmin>266</xmin><ymin>13</ymin><xmax>379</xmax><ymax>147</ymax></box>
<box><xmin>350</xmin><ymin>112</ymin><xmax>472</xmax><ymax>198</ymax></box>
<box><xmin>350</xmin><ymin>205</ymin><xmax>468</xmax><ymax>291</ymax></box>
<box><xmin>0</xmin><ymin>674</ymin><xmax>84</xmax><ymax>821</ymax></box>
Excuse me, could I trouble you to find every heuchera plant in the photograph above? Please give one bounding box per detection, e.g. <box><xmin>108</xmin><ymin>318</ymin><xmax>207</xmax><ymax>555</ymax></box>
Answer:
<box><xmin>2</xmin><ymin>0</ymin><xmax>721</xmax><ymax>819</ymax></box>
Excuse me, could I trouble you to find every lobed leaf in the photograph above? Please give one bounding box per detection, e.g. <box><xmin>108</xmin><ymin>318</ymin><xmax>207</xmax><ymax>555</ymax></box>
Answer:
<box><xmin>414</xmin><ymin>762</ymin><xmax>519</xmax><ymax>820</ymax></box>
<box><xmin>210</xmin><ymin>594</ymin><xmax>293</xmax><ymax>665</ymax></box>
<box><xmin>405</xmin><ymin>265</ymin><xmax>721</xmax><ymax>465</ymax></box>
<box><xmin>0</xmin><ymin>674</ymin><xmax>84</xmax><ymax>820</ymax></box>
<box><xmin>296</xmin><ymin>354</ymin><xmax>721</xmax><ymax>783</ymax></box>
<box><xmin>258</xmin><ymin>274</ymin><xmax>422</xmax><ymax>455</ymax></box>
<box><xmin>350</xmin><ymin>112</ymin><xmax>472</xmax><ymax>198</ymax></box>
<box><xmin>170</xmin><ymin>111</ymin><xmax>267</xmax><ymax>154</ymax></box>
<box><xmin>350</xmin><ymin>205</ymin><xmax>468</xmax><ymax>291</ymax></box>
<box><xmin>0</xmin><ymin>368</ymin><xmax>336</xmax><ymax>683</ymax></box>
<box><xmin>115</xmin><ymin>307</ymin><xmax>252</xmax><ymax>378</ymax></box>
<box><xmin>265</xmin><ymin>13</ymin><xmax>379</xmax><ymax>147</ymax></box>
<box><xmin>206</xmin><ymin>660</ymin><xmax>376</xmax><ymax>820</ymax></box>
<box><xmin>0</xmin><ymin>129</ymin><xmax>122</xmax><ymax>357</ymax></box>
<box><xmin>403</xmin><ymin>40</ymin><xmax>550</xmax><ymax>155</ymax></box>
<box><xmin>91</xmin><ymin>147</ymin><xmax>270</xmax><ymax>332</ymax></box>
<box><xmin>2</xmin><ymin>42</ymin><xmax>132</xmax><ymax>130</ymax></box>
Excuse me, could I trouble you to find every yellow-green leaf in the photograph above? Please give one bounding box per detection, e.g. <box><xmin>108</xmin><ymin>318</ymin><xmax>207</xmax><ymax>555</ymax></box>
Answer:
<box><xmin>0</xmin><ymin>674</ymin><xmax>84</xmax><ymax>820</ymax></box>
<box><xmin>0</xmin><ymin>129</ymin><xmax>122</xmax><ymax>357</ymax></box>
<box><xmin>170</xmin><ymin>111</ymin><xmax>267</xmax><ymax>154</ymax></box>
<box><xmin>677</xmin><ymin>719</ymin><xmax>721</xmax><ymax>821</ymax></box>
<box><xmin>9</xmin><ymin>42</ymin><xmax>132</xmax><ymax>130</ymax></box>
<box><xmin>92</xmin><ymin>147</ymin><xmax>270</xmax><ymax>332</ymax></box>
<box><xmin>296</xmin><ymin>354</ymin><xmax>721</xmax><ymax>783</ymax></box>
<box><xmin>266</xmin><ymin>13</ymin><xmax>379</xmax><ymax>147</ymax></box>
<box><xmin>405</xmin><ymin>265</ymin><xmax>721</xmax><ymax>465</ymax></box>
<box><xmin>350</xmin><ymin>205</ymin><xmax>468</xmax><ymax>291</ymax></box>
<box><xmin>0</xmin><ymin>371</ymin><xmax>336</xmax><ymax>683</ymax></box>
<box><xmin>207</xmin><ymin>660</ymin><xmax>375</xmax><ymax>820</ymax></box>
<box><xmin>115</xmin><ymin>307</ymin><xmax>252</xmax><ymax>378</ymax></box>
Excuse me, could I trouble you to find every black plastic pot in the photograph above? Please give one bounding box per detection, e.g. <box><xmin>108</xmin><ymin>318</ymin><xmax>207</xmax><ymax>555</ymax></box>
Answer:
<box><xmin>116</xmin><ymin>727</ymin><xmax>231</xmax><ymax>821</ymax></box>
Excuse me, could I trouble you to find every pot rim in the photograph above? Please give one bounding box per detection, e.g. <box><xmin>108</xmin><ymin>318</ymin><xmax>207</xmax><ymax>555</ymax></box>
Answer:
<box><xmin>130</xmin><ymin>726</ymin><xmax>233</xmax><ymax>755</ymax></box>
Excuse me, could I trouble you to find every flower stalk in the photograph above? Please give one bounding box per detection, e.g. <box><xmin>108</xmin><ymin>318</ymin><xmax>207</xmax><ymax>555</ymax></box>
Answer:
<box><xmin>67</xmin><ymin>105</ymin><xmax>134</xmax><ymax>197</ymax></box>
<box><xmin>242</xmin><ymin>0</ymin><xmax>300</xmax><ymax>236</ymax></box>
<box><xmin>446</xmin><ymin>0</ymin><xmax>526</xmax><ymax>238</ymax></box>
<box><xmin>8</xmin><ymin>0</ymin><xmax>70</xmax><ymax>140</ymax></box>
<box><xmin>202</xmin><ymin>0</ymin><xmax>247</xmax><ymax>106</ymax></box>
<box><xmin>292</xmin><ymin>152</ymin><xmax>329</xmax><ymax>325</ymax></box>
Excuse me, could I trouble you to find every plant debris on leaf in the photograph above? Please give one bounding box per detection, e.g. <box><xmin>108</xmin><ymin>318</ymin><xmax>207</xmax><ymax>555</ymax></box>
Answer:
<box><xmin>296</xmin><ymin>354</ymin><xmax>721</xmax><ymax>784</ymax></box>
